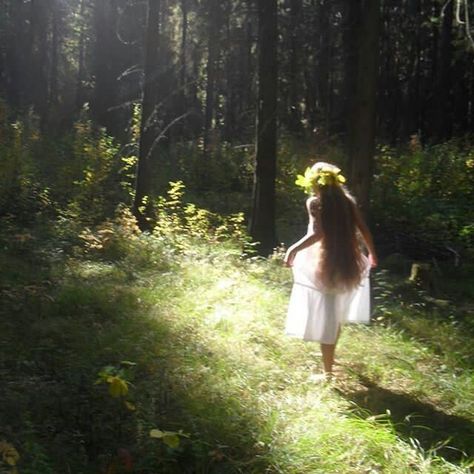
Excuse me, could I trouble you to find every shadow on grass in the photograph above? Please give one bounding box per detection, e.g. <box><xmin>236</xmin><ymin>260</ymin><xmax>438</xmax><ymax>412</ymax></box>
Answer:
<box><xmin>337</xmin><ymin>374</ymin><xmax>474</xmax><ymax>464</ymax></box>
<box><xmin>0</xmin><ymin>249</ymin><xmax>271</xmax><ymax>473</ymax></box>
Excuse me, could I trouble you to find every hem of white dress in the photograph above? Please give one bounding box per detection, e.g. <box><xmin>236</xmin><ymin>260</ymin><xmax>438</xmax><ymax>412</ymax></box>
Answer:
<box><xmin>285</xmin><ymin>320</ymin><xmax>370</xmax><ymax>344</ymax></box>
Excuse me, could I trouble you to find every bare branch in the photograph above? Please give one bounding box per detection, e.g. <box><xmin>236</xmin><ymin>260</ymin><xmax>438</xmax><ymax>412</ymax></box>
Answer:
<box><xmin>464</xmin><ymin>0</ymin><xmax>474</xmax><ymax>45</ymax></box>
<box><xmin>441</xmin><ymin>0</ymin><xmax>454</xmax><ymax>17</ymax></box>
<box><xmin>145</xmin><ymin>112</ymin><xmax>193</xmax><ymax>161</ymax></box>
<box><xmin>455</xmin><ymin>0</ymin><xmax>465</xmax><ymax>24</ymax></box>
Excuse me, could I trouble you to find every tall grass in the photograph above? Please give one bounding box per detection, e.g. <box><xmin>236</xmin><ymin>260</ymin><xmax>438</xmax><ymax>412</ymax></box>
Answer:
<box><xmin>1</xmin><ymin>191</ymin><xmax>473</xmax><ymax>472</ymax></box>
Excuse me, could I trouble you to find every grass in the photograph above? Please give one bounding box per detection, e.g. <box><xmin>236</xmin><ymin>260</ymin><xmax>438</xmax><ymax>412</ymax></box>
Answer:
<box><xmin>1</xmin><ymin>222</ymin><xmax>473</xmax><ymax>473</ymax></box>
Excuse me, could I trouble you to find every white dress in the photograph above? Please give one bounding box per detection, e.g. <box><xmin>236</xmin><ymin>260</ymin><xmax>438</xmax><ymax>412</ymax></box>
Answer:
<box><xmin>285</xmin><ymin>226</ymin><xmax>371</xmax><ymax>345</ymax></box>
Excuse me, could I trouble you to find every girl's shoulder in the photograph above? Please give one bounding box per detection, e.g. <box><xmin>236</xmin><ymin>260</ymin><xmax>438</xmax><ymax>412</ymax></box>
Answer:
<box><xmin>305</xmin><ymin>195</ymin><xmax>319</xmax><ymax>207</ymax></box>
<box><xmin>305</xmin><ymin>196</ymin><xmax>320</xmax><ymax>216</ymax></box>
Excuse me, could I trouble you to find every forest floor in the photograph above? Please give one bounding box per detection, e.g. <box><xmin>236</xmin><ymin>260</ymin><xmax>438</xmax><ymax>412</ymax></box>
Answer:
<box><xmin>1</xmin><ymin>222</ymin><xmax>474</xmax><ymax>474</ymax></box>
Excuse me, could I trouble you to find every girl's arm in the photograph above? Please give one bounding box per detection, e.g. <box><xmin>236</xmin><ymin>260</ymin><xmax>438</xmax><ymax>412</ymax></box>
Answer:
<box><xmin>284</xmin><ymin>197</ymin><xmax>322</xmax><ymax>267</ymax></box>
<box><xmin>353</xmin><ymin>205</ymin><xmax>378</xmax><ymax>267</ymax></box>
<box><xmin>284</xmin><ymin>231</ymin><xmax>321</xmax><ymax>267</ymax></box>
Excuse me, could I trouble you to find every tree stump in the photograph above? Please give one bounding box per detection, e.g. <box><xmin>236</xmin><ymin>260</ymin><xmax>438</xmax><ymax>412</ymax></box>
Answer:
<box><xmin>409</xmin><ymin>262</ymin><xmax>438</xmax><ymax>294</ymax></box>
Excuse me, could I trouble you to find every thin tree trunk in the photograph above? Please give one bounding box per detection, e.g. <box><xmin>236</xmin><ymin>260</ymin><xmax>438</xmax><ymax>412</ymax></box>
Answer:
<box><xmin>249</xmin><ymin>0</ymin><xmax>277</xmax><ymax>255</ymax></box>
<box><xmin>29</xmin><ymin>0</ymin><xmax>50</xmax><ymax>123</ymax></box>
<box><xmin>75</xmin><ymin>0</ymin><xmax>86</xmax><ymax>111</ymax></box>
<box><xmin>203</xmin><ymin>0</ymin><xmax>220</xmax><ymax>154</ymax></box>
<box><xmin>318</xmin><ymin>0</ymin><xmax>330</xmax><ymax>131</ymax></box>
<box><xmin>180</xmin><ymin>0</ymin><xmax>188</xmax><ymax>91</ymax></box>
<box><xmin>133</xmin><ymin>0</ymin><xmax>161</xmax><ymax>229</ymax></box>
<box><xmin>4</xmin><ymin>0</ymin><xmax>21</xmax><ymax>108</ymax></box>
<box><xmin>288</xmin><ymin>0</ymin><xmax>302</xmax><ymax>133</ymax></box>
<box><xmin>433</xmin><ymin>0</ymin><xmax>453</xmax><ymax>140</ymax></box>
<box><xmin>348</xmin><ymin>0</ymin><xmax>380</xmax><ymax>214</ymax></box>
<box><xmin>342</xmin><ymin>0</ymin><xmax>357</xmax><ymax>143</ymax></box>
<box><xmin>224</xmin><ymin>14</ymin><xmax>235</xmax><ymax>142</ymax></box>
<box><xmin>45</xmin><ymin>2</ymin><xmax>60</xmax><ymax>131</ymax></box>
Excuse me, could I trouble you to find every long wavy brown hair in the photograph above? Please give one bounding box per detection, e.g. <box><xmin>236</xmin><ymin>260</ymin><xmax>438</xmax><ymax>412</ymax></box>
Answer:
<box><xmin>311</xmin><ymin>183</ymin><xmax>364</xmax><ymax>292</ymax></box>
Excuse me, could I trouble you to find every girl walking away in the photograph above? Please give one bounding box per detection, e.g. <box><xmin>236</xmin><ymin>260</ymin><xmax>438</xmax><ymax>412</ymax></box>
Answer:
<box><xmin>284</xmin><ymin>162</ymin><xmax>377</xmax><ymax>380</ymax></box>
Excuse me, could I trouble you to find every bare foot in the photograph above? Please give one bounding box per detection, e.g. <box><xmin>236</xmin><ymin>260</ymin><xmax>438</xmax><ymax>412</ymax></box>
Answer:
<box><xmin>308</xmin><ymin>372</ymin><xmax>333</xmax><ymax>383</ymax></box>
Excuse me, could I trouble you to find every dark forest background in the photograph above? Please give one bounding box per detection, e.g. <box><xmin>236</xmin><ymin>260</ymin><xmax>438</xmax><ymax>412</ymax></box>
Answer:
<box><xmin>1</xmin><ymin>0</ymin><xmax>474</xmax><ymax>256</ymax></box>
<box><xmin>2</xmin><ymin>2</ymin><xmax>474</xmax><ymax>473</ymax></box>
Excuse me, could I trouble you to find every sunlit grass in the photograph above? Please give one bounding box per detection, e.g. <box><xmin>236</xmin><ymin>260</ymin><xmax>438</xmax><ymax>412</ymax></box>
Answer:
<box><xmin>1</xmin><ymin>230</ymin><xmax>473</xmax><ymax>473</ymax></box>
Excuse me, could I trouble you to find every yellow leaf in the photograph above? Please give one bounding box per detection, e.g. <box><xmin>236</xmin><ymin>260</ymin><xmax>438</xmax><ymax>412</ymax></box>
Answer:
<box><xmin>0</xmin><ymin>441</ymin><xmax>20</xmax><ymax>466</ymax></box>
<box><xmin>149</xmin><ymin>429</ymin><xmax>164</xmax><ymax>439</ymax></box>
<box><xmin>107</xmin><ymin>376</ymin><xmax>128</xmax><ymax>398</ymax></box>
<box><xmin>124</xmin><ymin>400</ymin><xmax>136</xmax><ymax>411</ymax></box>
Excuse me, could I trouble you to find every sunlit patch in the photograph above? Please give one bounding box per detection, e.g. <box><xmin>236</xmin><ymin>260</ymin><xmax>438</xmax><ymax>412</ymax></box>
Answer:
<box><xmin>216</xmin><ymin>278</ymin><xmax>236</xmax><ymax>290</ymax></box>
<box><xmin>208</xmin><ymin>305</ymin><xmax>233</xmax><ymax>324</ymax></box>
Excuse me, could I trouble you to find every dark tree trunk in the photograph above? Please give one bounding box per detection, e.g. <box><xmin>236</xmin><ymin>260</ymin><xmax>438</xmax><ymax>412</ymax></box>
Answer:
<box><xmin>0</xmin><ymin>0</ymin><xmax>7</xmax><ymax>96</ymax></box>
<box><xmin>133</xmin><ymin>0</ymin><xmax>161</xmax><ymax>229</ymax></box>
<box><xmin>223</xmin><ymin>13</ymin><xmax>235</xmax><ymax>142</ymax></box>
<box><xmin>203</xmin><ymin>0</ymin><xmax>220</xmax><ymax>154</ymax></box>
<box><xmin>342</xmin><ymin>0</ymin><xmax>358</xmax><ymax>141</ymax></box>
<box><xmin>3</xmin><ymin>1</ymin><xmax>22</xmax><ymax>108</ymax></box>
<box><xmin>29</xmin><ymin>0</ymin><xmax>50</xmax><ymax>122</ymax></box>
<box><xmin>180</xmin><ymin>0</ymin><xmax>188</xmax><ymax>90</ymax></box>
<box><xmin>433</xmin><ymin>0</ymin><xmax>453</xmax><ymax>140</ymax></box>
<box><xmin>304</xmin><ymin>0</ymin><xmax>319</xmax><ymax>130</ymax></box>
<box><xmin>453</xmin><ymin>57</ymin><xmax>469</xmax><ymax>134</ymax></box>
<box><xmin>75</xmin><ymin>0</ymin><xmax>87</xmax><ymax>112</ymax></box>
<box><xmin>347</xmin><ymin>0</ymin><xmax>380</xmax><ymax>213</ymax></box>
<box><xmin>318</xmin><ymin>0</ymin><xmax>331</xmax><ymax>131</ymax></box>
<box><xmin>244</xmin><ymin>19</ymin><xmax>254</xmax><ymax>132</ymax></box>
<box><xmin>91</xmin><ymin>0</ymin><xmax>122</xmax><ymax>136</ymax></box>
<box><xmin>45</xmin><ymin>2</ymin><xmax>60</xmax><ymax>131</ymax></box>
<box><xmin>287</xmin><ymin>0</ymin><xmax>302</xmax><ymax>133</ymax></box>
<box><xmin>249</xmin><ymin>0</ymin><xmax>277</xmax><ymax>255</ymax></box>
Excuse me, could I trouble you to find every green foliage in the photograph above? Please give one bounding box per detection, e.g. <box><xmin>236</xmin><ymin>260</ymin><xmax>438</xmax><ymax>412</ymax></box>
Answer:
<box><xmin>153</xmin><ymin>180</ymin><xmax>252</xmax><ymax>253</ymax></box>
<box><xmin>0</xmin><ymin>105</ymin><xmax>52</xmax><ymax>223</ymax></box>
<box><xmin>373</xmin><ymin>138</ymin><xmax>474</xmax><ymax>258</ymax></box>
<box><xmin>1</xmin><ymin>210</ymin><xmax>474</xmax><ymax>473</ymax></box>
<box><xmin>0</xmin><ymin>104</ymin><xmax>134</xmax><ymax>227</ymax></box>
<box><xmin>68</xmin><ymin>120</ymin><xmax>123</xmax><ymax>221</ymax></box>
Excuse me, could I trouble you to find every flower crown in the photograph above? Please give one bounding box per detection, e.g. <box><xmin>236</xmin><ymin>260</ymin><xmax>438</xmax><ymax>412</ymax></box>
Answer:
<box><xmin>295</xmin><ymin>165</ymin><xmax>346</xmax><ymax>194</ymax></box>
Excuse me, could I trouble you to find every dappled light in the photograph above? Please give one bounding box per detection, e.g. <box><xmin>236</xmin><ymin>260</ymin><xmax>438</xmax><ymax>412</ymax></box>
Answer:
<box><xmin>1</xmin><ymin>0</ymin><xmax>474</xmax><ymax>472</ymax></box>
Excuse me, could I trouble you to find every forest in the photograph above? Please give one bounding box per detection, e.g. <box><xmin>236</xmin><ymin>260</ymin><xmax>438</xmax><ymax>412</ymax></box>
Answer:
<box><xmin>0</xmin><ymin>0</ymin><xmax>474</xmax><ymax>472</ymax></box>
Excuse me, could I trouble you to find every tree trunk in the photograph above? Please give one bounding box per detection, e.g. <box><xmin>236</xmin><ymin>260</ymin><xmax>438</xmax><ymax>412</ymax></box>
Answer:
<box><xmin>91</xmin><ymin>0</ymin><xmax>122</xmax><ymax>136</ymax></box>
<box><xmin>287</xmin><ymin>0</ymin><xmax>302</xmax><ymax>133</ymax></box>
<box><xmin>342</xmin><ymin>0</ymin><xmax>358</xmax><ymax>142</ymax></box>
<box><xmin>180</xmin><ymin>0</ymin><xmax>188</xmax><ymax>92</ymax></box>
<box><xmin>249</xmin><ymin>0</ymin><xmax>277</xmax><ymax>255</ymax></box>
<box><xmin>433</xmin><ymin>0</ymin><xmax>453</xmax><ymax>140</ymax></box>
<box><xmin>347</xmin><ymin>0</ymin><xmax>380</xmax><ymax>214</ymax></box>
<box><xmin>75</xmin><ymin>0</ymin><xmax>87</xmax><ymax>112</ymax></box>
<box><xmin>29</xmin><ymin>0</ymin><xmax>50</xmax><ymax>122</ymax></box>
<box><xmin>3</xmin><ymin>1</ymin><xmax>21</xmax><ymax>108</ymax></box>
<box><xmin>45</xmin><ymin>2</ymin><xmax>60</xmax><ymax>131</ymax></box>
<box><xmin>318</xmin><ymin>0</ymin><xmax>331</xmax><ymax>132</ymax></box>
<box><xmin>203</xmin><ymin>0</ymin><xmax>220</xmax><ymax>154</ymax></box>
<box><xmin>133</xmin><ymin>0</ymin><xmax>161</xmax><ymax>229</ymax></box>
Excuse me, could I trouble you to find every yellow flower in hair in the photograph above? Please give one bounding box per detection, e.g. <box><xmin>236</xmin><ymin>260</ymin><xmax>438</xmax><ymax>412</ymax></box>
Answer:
<box><xmin>295</xmin><ymin>165</ymin><xmax>346</xmax><ymax>194</ymax></box>
<box><xmin>295</xmin><ymin>167</ymin><xmax>317</xmax><ymax>194</ymax></box>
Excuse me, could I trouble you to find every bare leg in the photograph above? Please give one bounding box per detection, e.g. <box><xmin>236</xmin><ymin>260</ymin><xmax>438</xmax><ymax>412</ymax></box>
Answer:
<box><xmin>320</xmin><ymin>325</ymin><xmax>341</xmax><ymax>376</ymax></box>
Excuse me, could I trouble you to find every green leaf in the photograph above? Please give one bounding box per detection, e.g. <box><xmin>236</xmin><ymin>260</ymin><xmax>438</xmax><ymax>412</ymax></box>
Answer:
<box><xmin>162</xmin><ymin>434</ymin><xmax>180</xmax><ymax>449</ymax></box>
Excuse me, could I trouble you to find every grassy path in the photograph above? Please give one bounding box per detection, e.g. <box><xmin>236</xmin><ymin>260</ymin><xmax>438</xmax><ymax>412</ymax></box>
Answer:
<box><xmin>160</xmin><ymin>248</ymin><xmax>474</xmax><ymax>473</ymax></box>
<box><xmin>1</xmin><ymin>237</ymin><xmax>473</xmax><ymax>473</ymax></box>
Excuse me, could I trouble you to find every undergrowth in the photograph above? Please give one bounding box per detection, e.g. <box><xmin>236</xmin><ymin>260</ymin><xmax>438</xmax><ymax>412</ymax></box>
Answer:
<box><xmin>1</xmin><ymin>185</ymin><xmax>473</xmax><ymax>473</ymax></box>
